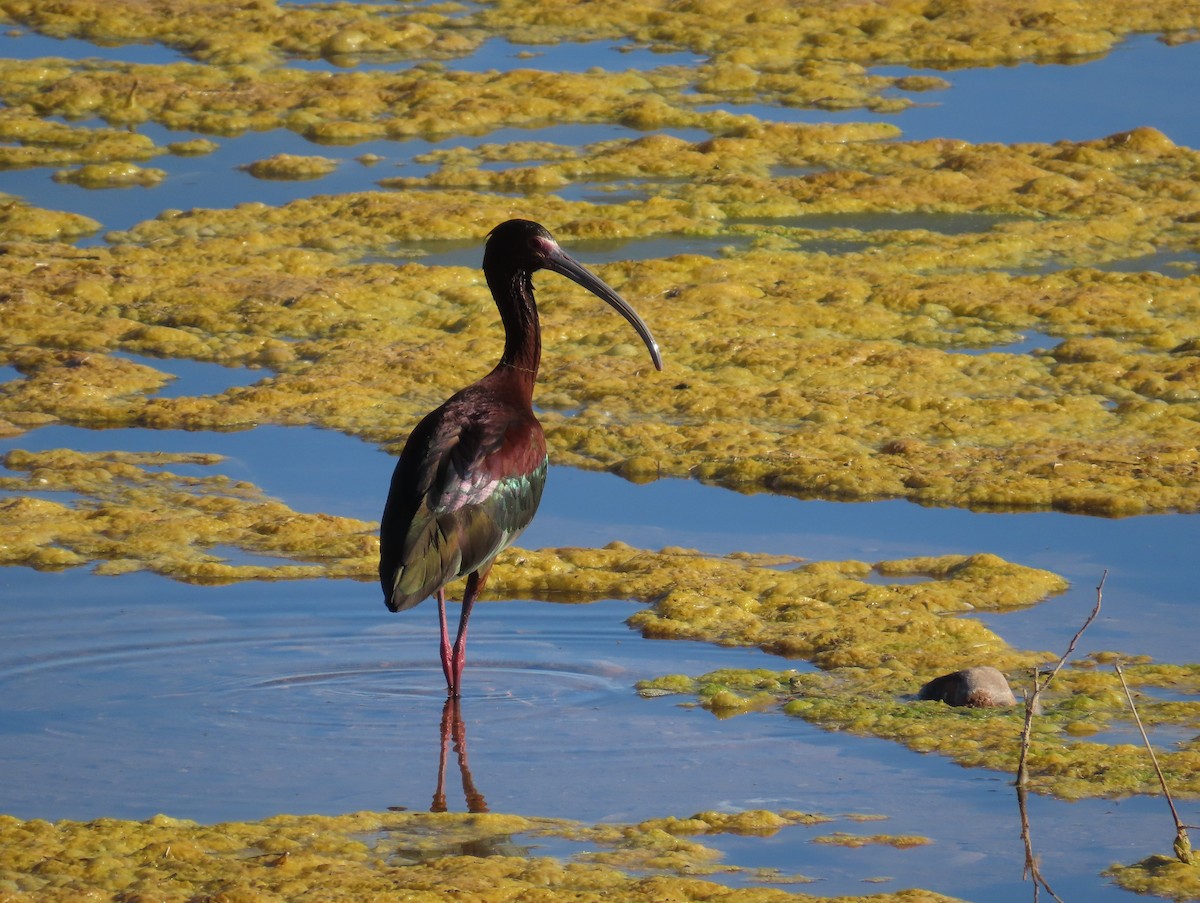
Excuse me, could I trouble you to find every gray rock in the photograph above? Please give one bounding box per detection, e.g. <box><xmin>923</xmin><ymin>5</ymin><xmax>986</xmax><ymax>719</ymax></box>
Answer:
<box><xmin>919</xmin><ymin>666</ymin><xmax>1019</xmax><ymax>708</ymax></box>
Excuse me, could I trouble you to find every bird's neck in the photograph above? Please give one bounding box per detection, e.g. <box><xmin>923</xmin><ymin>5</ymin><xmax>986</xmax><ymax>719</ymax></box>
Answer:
<box><xmin>491</xmin><ymin>269</ymin><xmax>541</xmax><ymax>397</ymax></box>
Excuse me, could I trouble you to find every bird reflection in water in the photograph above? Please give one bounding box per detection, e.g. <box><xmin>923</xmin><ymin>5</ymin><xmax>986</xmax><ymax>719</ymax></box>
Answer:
<box><xmin>431</xmin><ymin>696</ymin><xmax>487</xmax><ymax>814</ymax></box>
<box><xmin>386</xmin><ymin>698</ymin><xmax>531</xmax><ymax>861</ymax></box>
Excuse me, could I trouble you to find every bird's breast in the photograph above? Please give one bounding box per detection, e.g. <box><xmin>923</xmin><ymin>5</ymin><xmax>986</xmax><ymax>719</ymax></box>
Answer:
<box><xmin>486</xmin><ymin>417</ymin><xmax>547</xmax><ymax>480</ymax></box>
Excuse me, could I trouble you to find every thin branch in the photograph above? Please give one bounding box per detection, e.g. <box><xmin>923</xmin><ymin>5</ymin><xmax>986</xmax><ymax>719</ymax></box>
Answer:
<box><xmin>1038</xmin><ymin>570</ymin><xmax>1107</xmax><ymax>697</ymax></box>
<box><xmin>1017</xmin><ymin>570</ymin><xmax>1105</xmax><ymax>789</ymax></box>
<box><xmin>1114</xmin><ymin>661</ymin><xmax>1193</xmax><ymax>864</ymax></box>
<box><xmin>1016</xmin><ymin>570</ymin><xmax>1106</xmax><ymax>902</ymax></box>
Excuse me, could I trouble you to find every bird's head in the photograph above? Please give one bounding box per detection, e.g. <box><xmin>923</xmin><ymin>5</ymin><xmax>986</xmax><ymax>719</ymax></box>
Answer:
<box><xmin>484</xmin><ymin>219</ymin><xmax>663</xmax><ymax>371</ymax></box>
<box><xmin>485</xmin><ymin>219</ymin><xmax>559</xmax><ymax>272</ymax></box>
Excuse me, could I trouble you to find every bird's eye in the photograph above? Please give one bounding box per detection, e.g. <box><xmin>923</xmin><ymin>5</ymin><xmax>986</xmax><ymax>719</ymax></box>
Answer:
<box><xmin>530</xmin><ymin>235</ymin><xmax>559</xmax><ymax>259</ymax></box>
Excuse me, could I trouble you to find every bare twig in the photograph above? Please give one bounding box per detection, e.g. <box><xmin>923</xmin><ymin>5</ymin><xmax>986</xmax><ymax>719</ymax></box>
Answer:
<box><xmin>1114</xmin><ymin>662</ymin><xmax>1194</xmax><ymax>864</ymax></box>
<box><xmin>1015</xmin><ymin>570</ymin><xmax>1106</xmax><ymax>902</ymax></box>
<box><xmin>1036</xmin><ymin>570</ymin><xmax>1106</xmax><ymax>704</ymax></box>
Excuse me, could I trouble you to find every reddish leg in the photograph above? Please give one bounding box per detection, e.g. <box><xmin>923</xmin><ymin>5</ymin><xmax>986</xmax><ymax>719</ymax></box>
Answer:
<box><xmin>436</xmin><ymin>588</ymin><xmax>454</xmax><ymax>691</ymax></box>
<box><xmin>448</xmin><ymin>565</ymin><xmax>492</xmax><ymax>696</ymax></box>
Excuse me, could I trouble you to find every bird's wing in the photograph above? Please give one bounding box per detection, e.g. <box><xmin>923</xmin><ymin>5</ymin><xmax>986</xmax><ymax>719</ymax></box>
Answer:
<box><xmin>380</xmin><ymin>404</ymin><xmax>546</xmax><ymax>612</ymax></box>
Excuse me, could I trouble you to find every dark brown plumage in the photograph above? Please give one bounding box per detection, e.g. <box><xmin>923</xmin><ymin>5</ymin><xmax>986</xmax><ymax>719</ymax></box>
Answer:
<box><xmin>380</xmin><ymin>220</ymin><xmax>662</xmax><ymax>695</ymax></box>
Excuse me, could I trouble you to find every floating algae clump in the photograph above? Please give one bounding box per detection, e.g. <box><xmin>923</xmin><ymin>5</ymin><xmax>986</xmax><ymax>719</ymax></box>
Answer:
<box><xmin>1106</xmin><ymin>854</ymin><xmax>1200</xmax><ymax>900</ymax></box>
<box><xmin>167</xmin><ymin>137</ymin><xmax>219</xmax><ymax>156</ymax></box>
<box><xmin>3</xmin><ymin>135</ymin><xmax>1200</xmax><ymax>513</ymax></box>
<box><xmin>0</xmin><ymin>113</ymin><xmax>162</xmax><ymax>169</ymax></box>
<box><xmin>638</xmin><ymin>659</ymin><xmax>1200</xmax><ymax>802</ymax></box>
<box><xmin>0</xmin><ymin>449</ymin><xmax>376</xmax><ymax>583</ymax></box>
<box><xmin>0</xmin><ymin>809</ymin><xmax>955</xmax><ymax>902</ymax></box>
<box><xmin>813</xmin><ymin>834</ymin><xmax>932</xmax><ymax>850</ymax></box>
<box><xmin>0</xmin><ymin>195</ymin><xmax>99</xmax><ymax>241</ymax></box>
<box><xmin>242</xmin><ymin>153</ymin><xmax>340</xmax><ymax>181</ymax></box>
<box><xmin>52</xmin><ymin>161</ymin><xmax>166</xmax><ymax>188</ymax></box>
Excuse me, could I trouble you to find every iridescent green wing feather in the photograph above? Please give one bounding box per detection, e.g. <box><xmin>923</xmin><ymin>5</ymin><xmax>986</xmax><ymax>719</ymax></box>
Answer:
<box><xmin>380</xmin><ymin>395</ymin><xmax>546</xmax><ymax>612</ymax></box>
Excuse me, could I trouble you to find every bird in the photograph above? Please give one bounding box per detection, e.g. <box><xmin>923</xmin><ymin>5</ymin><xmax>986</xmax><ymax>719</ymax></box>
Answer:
<box><xmin>379</xmin><ymin>219</ymin><xmax>662</xmax><ymax>696</ymax></box>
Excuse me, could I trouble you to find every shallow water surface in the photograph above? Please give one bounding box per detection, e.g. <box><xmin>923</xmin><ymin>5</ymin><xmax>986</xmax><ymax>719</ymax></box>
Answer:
<box><xmin>109</xmin><ymin>352</ymin><xmax>267</xmax><ymax>398</ymax></box>
<box><xmin>725</xmin><ymin>34</ymin><xmax>1200</xmax><ymax>148</ymax></box>
<box><xmin>0</xmin><ymin>422</ymin><xmax>1195</xmax><ymax>902</ymax></box>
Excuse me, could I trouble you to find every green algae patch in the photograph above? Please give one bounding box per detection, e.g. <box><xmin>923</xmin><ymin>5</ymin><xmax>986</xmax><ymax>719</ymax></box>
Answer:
<box><xmin>1106</xmin><ymin>854</ymin><xmax>1200</xmax><ymax>900</ymax></box>
<box><xmin>167</xmin><ymin>137</ymin><xmax>219</xmax><ymax>157</ymax></box>
<box><xmin>683</xmin><ymin>668</ymin><xmax>806</xmax><ymax>715</ymax></box>
<box><xmin>0</xmin><ymin>448</ymin><xmax>376</xmax><ymax>583</ymax></box>
<box><xmin>52</xmin><ymin>161</ymin><xmax>165</xmax><ymax>188</ymax></box>
<box><xmin>569</xmin><ymin>809</ymin><xmax>830</xmax><ymax>876</ymax></box>
<box><xmin>0</xmin><ymin>809</ymin><xmax>962</xmax><ymax>903</ymax></box>
<box><xmin>0</xmin><ymin>111</ymin><xmax>162</xmax><ymax>169</ymax></box>
<box><xmin>605</xmin><ymin>549</ymin><xmax>1068</xmax><ymax>675</ymax></box>
<box><xmin>813</xmin><ymin>834</ymin><xmax>931</xmax><ymax>850</ymax></box>
<box><xmin>0</xmin><ymin>1</ymin><xmax>479</xmax><ymax>66</ymax></box>
<box><xmin>242</xmin><ymin>153</ymin><xmax>340</xmax><ymax>181</ymax></box>
<box><xmin>0</xmin><ymin>195</ymin><xmax>99</xmax><ymax>241</ymax></box>
<box><xmin>637</xmin><ymin>660</ymin><xmax>1200</xmax><ymax>802</ymax></box>
<box><xmin>5</xmin><ymin>118</ymin><xmax>1200</xmax><ymax>512</ymax></box>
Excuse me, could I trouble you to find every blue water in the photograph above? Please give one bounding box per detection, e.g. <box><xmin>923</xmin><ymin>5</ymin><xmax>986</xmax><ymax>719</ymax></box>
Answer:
<box><xmin>109</xmin><ymin>352</ymin><xmax>266</xmax><ymax>398</ymax></box>
<box><xmin>0</xmin><ymin>427</ymin><xmax>1184</xmax><ymax>900</ymax></box>
<box><xmin>717</xmin><ymin>34</ymin><xmax>1200</xmax><ymax>149</ymax></box>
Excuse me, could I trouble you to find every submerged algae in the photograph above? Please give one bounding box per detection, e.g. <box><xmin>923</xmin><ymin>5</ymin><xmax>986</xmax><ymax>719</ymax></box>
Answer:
<box><xmin>0</xmin><ymin>809</ymin><xmax>954</xmax><ymax>903</ymax></box>
<box><xmin>812</xmin><ymin>834</ymin><xmax>931</xmax><ymax>850</ymax></box>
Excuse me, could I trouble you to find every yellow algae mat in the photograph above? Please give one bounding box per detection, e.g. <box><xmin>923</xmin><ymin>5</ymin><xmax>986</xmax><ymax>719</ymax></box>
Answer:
<box><xmin>4</xmin><ymin>121</ymin><xmax>1200</xmax><ymax>514</ymax></box>
<box><xmin>0</xmin><ymin>809</ymin><xmax>960</xmax><ymax>903</ymax></box>
<box><xmin>2</xmin><ymin>0</ymin><xmax>1200</xmax><ymax>898</ymax></box>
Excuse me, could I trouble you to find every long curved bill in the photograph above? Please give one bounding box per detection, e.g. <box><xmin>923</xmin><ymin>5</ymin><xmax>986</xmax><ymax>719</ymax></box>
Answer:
<box><xmin>544</xmin><ymin>245</ymin><xmax>664</xmax><ymax>371</ymax></box>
